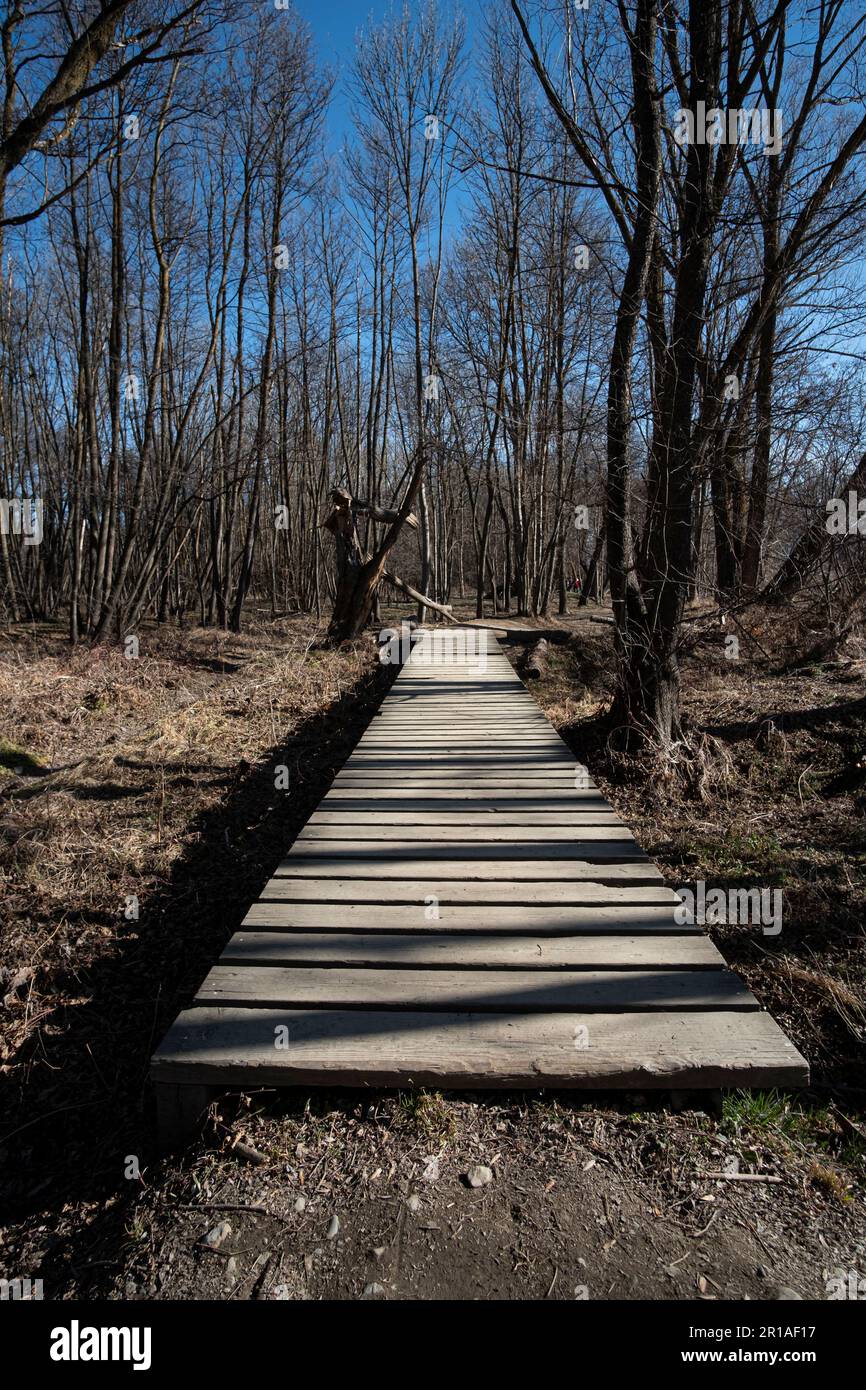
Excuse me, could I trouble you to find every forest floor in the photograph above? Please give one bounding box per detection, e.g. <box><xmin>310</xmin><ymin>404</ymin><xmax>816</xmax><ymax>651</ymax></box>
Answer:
<box><xmin>0</xmin><ymin>602</ymin><xmax>864</xmax><ymax>1302</ymax></box>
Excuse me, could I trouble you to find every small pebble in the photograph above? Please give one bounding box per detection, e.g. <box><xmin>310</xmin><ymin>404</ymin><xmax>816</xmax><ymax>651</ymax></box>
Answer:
<box><xmin>362</xmin><ymin>1282</ymin><xmax>385</xmax><ymax>1299</ymax></box>
<box><xmin>774</xmin><ymin>1287</ymin><xmax>802</xmax><ymax>1300</ymax></box>
<box><xmin>294</xmin><ymin>1196</ymin><xmax>306</xmax><ymax>1213</ymax></box>
<box><xmin>326</xmin><ymin>1214</ymin><xmax>340</xmax><ymax>1240</ymax></box>
<box><xmin>201</xmin><ymin>1220</ymin><xmax>232</xmax><ymax>1249</ymax></box>
<box><xmin>465</xmin><ymin>1165</ymin><xmax>493</xmax><ymax>1189</ymax></box>
<box><xmin>406</xmin><ymin>1193</ymin><xmax>421</xmax><ymax>1212</ymax></box>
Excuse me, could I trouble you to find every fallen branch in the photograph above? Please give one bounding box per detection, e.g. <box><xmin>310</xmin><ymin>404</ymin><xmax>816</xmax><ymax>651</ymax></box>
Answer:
<box><xmin>382</xmin><ymin>569</ymin><xmax>459</xmax><ymax>623</ymax></box>
<box><xmin>170</xmin><ymin>1201</ymin><xmax>293</xmax><ymax>1225</ymax></box>
<box><xmin>699</xmin><ymin>1172</ymin><xmax>783</xmax><ymax>1183</ymax></box>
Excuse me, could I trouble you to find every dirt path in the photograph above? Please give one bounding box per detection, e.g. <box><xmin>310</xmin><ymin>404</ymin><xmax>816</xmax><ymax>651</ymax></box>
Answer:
<box><xmin>106</xmin><ymin>1092</ymin><xmax>864</xmax><ymax>1302</ymax></box>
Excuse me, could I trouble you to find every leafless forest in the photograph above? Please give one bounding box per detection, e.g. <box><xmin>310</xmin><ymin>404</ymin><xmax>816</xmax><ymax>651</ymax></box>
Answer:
<box><xmin>2</xmin><ymin>0</ymin><xmax>865</xmax><ymax>747</ymax></box>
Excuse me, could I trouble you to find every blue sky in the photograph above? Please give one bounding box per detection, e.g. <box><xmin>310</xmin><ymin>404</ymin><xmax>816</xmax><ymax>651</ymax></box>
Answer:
<box><xmin>295</xmin><ymin>1</ymin><xmax>470</xmax><ymax>147</ymax></box>
<box><xmin>294</xmin><ymin>2</ymin><xmax>476</xmax><ymax>83</ymax></box>
<box><xmin>294</xmin><ymin>0</ymin><xmax>478</xmax><ymax>238</ymax></box>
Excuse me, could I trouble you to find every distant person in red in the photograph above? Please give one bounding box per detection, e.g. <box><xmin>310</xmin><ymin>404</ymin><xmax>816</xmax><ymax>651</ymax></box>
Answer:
<box><xmin>567</xmin><ymin>571</ymin><xmax>581</xmax><ymax>595</ymax></box>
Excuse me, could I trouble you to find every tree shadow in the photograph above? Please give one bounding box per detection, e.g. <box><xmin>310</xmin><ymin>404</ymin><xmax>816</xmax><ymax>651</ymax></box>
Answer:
<box><xmin>0</xmin><ymin>746</ymin><xmax>49</xmax><ymax>777</ymax></box>
<box><xmin>174</xmin><ymin>654</ymin><xmax>247</xmax><ymax>674</ymax></box>
<box><xmin>704</xmin><ymin>694</ymin><xmax>866</xmax><ymax>743</ymax></box>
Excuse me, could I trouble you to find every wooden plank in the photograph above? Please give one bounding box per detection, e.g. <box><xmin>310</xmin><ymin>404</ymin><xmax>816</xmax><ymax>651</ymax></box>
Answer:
<box><xmin>344</xmin><ymin>750</ymin><xmax>582</xmax><ymax>757</ymax></box>
<box><xmin>362</xmin><ymin>717</ymin><xmax>556</xmax><ymax>725</ymax></box>
<box><xmin>357</xmin><ymin>735</ymin><xmax>570</xmax><ymax>746</ymax></box>
<box><xmin>297</xmin><ymin>825</ymin><xmax>635</xmax><ymax>842</ymax></box>
<box><xmin>361</xmin><ymin>738</ymin><xmax>562</xmax><ymax>745</ymax></box>
<box><xmin>360</xmin><ymin>725</ymin><xmax>558</xmax><ymax>732</ymax></box>
<box><xmin>355</xmin><ymin>749</ymin><xmax>569</xmax><ymax>756</ymax></box>
<box><xmin>342</xmin><ymin>760</ymin><xmax>582</xmax><ymax>771</ymax></box>
<box><xmin>194</xmin><ymin>965</ymin><xmax>758</xmax><ymax>1012</ymax></box>
<box><xmin>365</xmin><ymin>707</ymin><xmax>542</xmax><ymax>716</ymax></box>
<box><xmin>274</xmin><ymin>859</ymin><xmax>663</xmax><ymax>881</ymax></box>
<box><xmin>341</xmin><ymin>772</ymin><xmax>585</xmax><ymax>781</ymax></box>
<box><xmin>242</xmin><ymin>902</ymin><xmax>695</xmax><ymax>932</ymax></box>
<box><xmin>383</xmin><ymin>691</ymin><xmax>535</xmax><ymax>697</ymax></box>
<box><xmin>321</xmin><ymin>789</ymin><xmax>610</xmax><ymax>802</ymax></box>
<box><xmin>284</xmin><ymin>841</ymin><xmax>647</xmax><ymax>862</ymax></box>
<box><xmin>309</xmin><ymin>811</ymin><xmax>625</xmax><ymax>825</ymax></box>
<box><xmin>332</xmin><ymin>779</ymin><xmax>603</xmax><ymax>789</ymax></box>
<box><xmin>332</xmin><ymin>776</ymin><xmax>598</xmax><ymax>785</ymax></box>
<box><xmin>364</xmin><ymin>735</ymin><xmax>556</xmax><ymax>741</ymax></box>
<box><xmin>256</xmin><ymin>880</ymin><xmax>680</xmax><ymax>905</ymax></box>
<box><xmin>374</xmin><ymin>689</ymin><xmax>533</xmax><ymax>694</ymax></box>
<box><xmin>366</xmin><ymin>733</ymin><xmax>558</xmax><ymax>740</ymax></box>
<box><xmin>355</xmin><ymin>750</ymin><xmax>570</xmax><ymax>758</ymax></box>
<box><xmin>360</xmin><ymin>719</ymin><xmax>559</xmax><ymax>725</ymax></box>
<box><xmin>221</xmin><ymin>930</ymin><xmax>726</xmax><ymax>968</ymax></box>
<box><xmin>151</xmin><ymin>1007</ymin><xmax>810</xmax><ymax>1090</ymax></box>
<box><xmin>334</xmin><ymin>767</ymin><xmax>589</xmax><ymax>777</ymax></box>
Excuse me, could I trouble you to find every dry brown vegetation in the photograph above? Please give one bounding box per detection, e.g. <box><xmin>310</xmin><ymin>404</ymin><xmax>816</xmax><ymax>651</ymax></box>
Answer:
<box><xmin>531</xmin><ymin>606</ymin><xmax>866</xmax><ymax>1096</ymax></box>
<box><xmin>0</xmin><ymin>617</ymin><xmax>388</xmax><ymax>1271</ymax></box>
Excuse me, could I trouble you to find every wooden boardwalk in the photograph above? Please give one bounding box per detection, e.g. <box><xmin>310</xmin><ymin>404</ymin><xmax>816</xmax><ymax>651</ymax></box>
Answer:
<box><xmin>151</xmin><ymin>628</ymin><xmax>808</xmax><ymax>1141</ymax></box>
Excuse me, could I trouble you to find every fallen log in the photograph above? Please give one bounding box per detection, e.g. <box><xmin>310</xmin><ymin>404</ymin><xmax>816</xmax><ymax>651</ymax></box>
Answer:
<box><xmin>781</xmin><ymin>623</ymin><xmax>852</xmax><ymax>674</ymax></box>
<box><xmin>525</xmin><ymin>638</ymin><xmax>549</xmax><ymax>679</ymax></box>
<box><xmin>466</xmin><ymin>624</ymin><xmax>571</xmax><ymax>644</ymax></box>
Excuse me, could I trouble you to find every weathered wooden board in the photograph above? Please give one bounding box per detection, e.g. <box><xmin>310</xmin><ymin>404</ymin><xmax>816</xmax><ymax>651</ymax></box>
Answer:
<box><xmin>194</xmin><ymin>965</ymin><xmax>757</xmax><ymax>1012</ymax></box>
<box><xmin>356</xmin><ymin>753</ymin><xmax>570</xmax><ymax>761</ymax></box>
<box><xmin>321</xmin><ymin>789</ymin><xmax>608</xmax><ymax>802</ymax></box>
<box><xmin>333</xmin><ymin>778</ymin><xmax>603</xmax><ymax>789</ymax></box>
<box><xmin>367</xmin><ymin>720</ymin><xmax>552</xmax><ymax>728</ymax></box>
<box><xmin>340</xmin><ymin>763</ymin><xmax>583</xmax><ymax>774</ymax></box>
<box><xmin>319</xmin><ymin>795</ymin><xmax>608</xmax><ymax>806</ymax></box>
<box><xmin>356</xmin><ymin>727</ymin><xmax>566</xmax><ymax>734</ymax></box>
<box><xmin>152</xmin><ymin>1007</ymin><xmax>809</xmax><ymax>1090</ymax></box>
<box><xmin>297</xmin><ymin>825</ymin><xmax>636</xmax><ymax>842</ymax></box>
<box><xmin>221</xmin><ymin>930</ymin><xmax>724</xmax><ymax>968</ymax></box>
<box><xmin>309</xmin><ymin>810</ymin><xmax>625</xmax><ymax>825</ymax></box>
<box><xmin>242</xmin><ymin>902</ymin><xmax>696</xmax><ymax>932</ymax></box>
<box><xmin>273</xmin><ymin>858</ymin><xmax>665</xmax><ymax>881</ymax></box>
<box><xmin>255</xmin><ymin>880</ymin><xmax>681</xmax><ymax>905</ymax></box>
<box><xmin>284</xmin><ymin>841</ymin><xmax>647</xmax><ymax>863</ymax></box>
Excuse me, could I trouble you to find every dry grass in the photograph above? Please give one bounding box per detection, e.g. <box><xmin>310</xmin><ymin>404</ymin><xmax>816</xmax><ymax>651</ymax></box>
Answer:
<box><xmin>0</xmin><ymin>614</ymin><xmax>386</xmax><ymax>1215</ymax></box>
